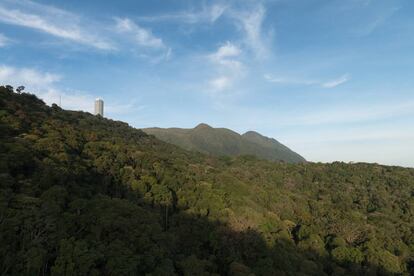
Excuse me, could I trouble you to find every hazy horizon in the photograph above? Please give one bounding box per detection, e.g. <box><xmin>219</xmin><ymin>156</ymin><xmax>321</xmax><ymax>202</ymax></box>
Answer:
<box><xmin>0</xmin><ymin>0</ymin><xmax>413</xmax><ymax>167</ymax></box>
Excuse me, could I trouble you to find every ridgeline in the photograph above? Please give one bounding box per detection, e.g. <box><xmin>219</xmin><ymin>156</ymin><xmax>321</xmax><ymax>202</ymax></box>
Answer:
<box><xmin>143</xmin><ymin>124</ymin><xmax>305</xmax><ymax>164</ymax></box>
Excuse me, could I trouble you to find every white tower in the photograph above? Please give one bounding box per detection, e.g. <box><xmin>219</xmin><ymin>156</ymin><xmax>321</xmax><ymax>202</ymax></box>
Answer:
<box><xmin>94</xmin><ymin>98</ymin><xmax>104</xmax><ymax>117</ymax></box>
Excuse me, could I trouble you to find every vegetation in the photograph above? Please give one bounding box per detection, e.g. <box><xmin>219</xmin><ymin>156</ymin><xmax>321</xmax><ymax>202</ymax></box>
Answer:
<box><xmin>1</xmin><ymin>86</ymin><xmax>414</xmax><ymax>275</ymax></box>
<box><xmin>143</xmin><ymin>123</ymin><xmax>305</xmax><ymax>164</ymax></box>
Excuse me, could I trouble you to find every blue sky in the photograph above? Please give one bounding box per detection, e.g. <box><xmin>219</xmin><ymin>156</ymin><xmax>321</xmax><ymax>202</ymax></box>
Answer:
<box><xmin>0</xmin><ymin>0</ymin><xmax>413</xmax><ymax>167</ymax></box>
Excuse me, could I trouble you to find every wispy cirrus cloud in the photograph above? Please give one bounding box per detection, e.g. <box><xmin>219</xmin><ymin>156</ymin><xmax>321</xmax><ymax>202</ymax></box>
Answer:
<box><xmin>149</xmin><ymin>2</ymin><xmax>271</xmax><ymax>92</ymax></box>
<box><xmin>321</xmin><ymin>74</ymin><xmax>350</xmax><ymax>88</ymax></box>
<box><xmin>228</xmin><ymin>4</ymin><xmax>271</xmax><ymax>59</ymax></box>
<box><xmin>0</xmin><ymin>0</ymin><xmax>169</xmax><ymax>58</ymax></box>
<box><xmin>137</xmin><ymin>3</ymin><xmax>228</xmax><ymax>24</ymax></box>
<box><xmin>114</xmin><ymin>17</ymin><xmax>171</xmax><ymax>63</ymax></box>
<box><xmin>264</xmin><ymin>73</ymin><xmax>351</xmax><ymax>88</ymax></box>
<box><xmin>115</xmin><ymin>18</ymin><xmax>165</xmax><ymax>49</ymax></box>
<box><xmin>0</xmin><ymin>33</ymin><xmax>11</xmax><ymax>47</ymax></box>
<box><xmin>264</xmin><ymin>74</ymin><xmax>318</xmax><ymax>86</ymax></box>
<box><xmin>353</xmin><ymin>6</ymin><xmax>401</xmax><ymax>36</ymax></box>
<box><xmin>0</xmin><ymin>0</ymin><xmax>114</xmax><ymax>50</ymax></box>
<box><xmin>136</xmin><ymin>2</ymin><xmax>271</xmax><ymax>59</ymax></box>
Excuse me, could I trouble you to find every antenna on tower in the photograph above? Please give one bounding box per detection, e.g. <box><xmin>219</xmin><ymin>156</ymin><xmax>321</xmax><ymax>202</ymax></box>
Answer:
<box><xmin>59</xmin><ymin>95</ymin><xmax>62</xmax><ymax>107</ymax></box>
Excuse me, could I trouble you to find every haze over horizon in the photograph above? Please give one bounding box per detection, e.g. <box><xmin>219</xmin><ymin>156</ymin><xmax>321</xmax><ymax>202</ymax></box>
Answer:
<box><xmin>0</xmin><ymin>0</ymin><xmax>413</xmax><ymax>167</ymax></box>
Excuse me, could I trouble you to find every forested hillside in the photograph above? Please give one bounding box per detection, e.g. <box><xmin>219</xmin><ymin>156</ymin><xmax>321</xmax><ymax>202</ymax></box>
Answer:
<box><xmin>1</xmin><ymin>86</ymin><xmax>414</xmax><ymax>275</ymax></box>
<box><xmin>143</xmin><ymin>124</ymin><xmax>305</xmax><ymax>163</ymax></box>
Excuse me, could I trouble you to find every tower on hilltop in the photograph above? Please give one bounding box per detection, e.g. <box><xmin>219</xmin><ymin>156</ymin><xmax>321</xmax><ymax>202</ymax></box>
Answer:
<box><xmin>94</xmin><ymin>98</ymin><xmax>104</xmax><ymax>117</ymax></box>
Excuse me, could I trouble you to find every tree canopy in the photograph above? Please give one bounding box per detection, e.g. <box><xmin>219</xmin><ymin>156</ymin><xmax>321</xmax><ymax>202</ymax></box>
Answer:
<box><xmin>1</xmin><ymin>86</ymin><xmax>414</xmax><ymax>275</ymax></box>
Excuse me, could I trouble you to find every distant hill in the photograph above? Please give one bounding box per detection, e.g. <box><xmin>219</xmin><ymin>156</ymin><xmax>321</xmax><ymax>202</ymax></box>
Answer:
<box><xmin>143</xmin><ymin>123</ymin><xmax>306</xmax><ymax>163</ymax></box>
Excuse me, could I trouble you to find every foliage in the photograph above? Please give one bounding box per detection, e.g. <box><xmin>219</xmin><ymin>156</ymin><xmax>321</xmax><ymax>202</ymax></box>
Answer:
<box><xmin>1</xmin><ymin>86</ymin><xmax>414</xmax><ymax>275</ymax></box>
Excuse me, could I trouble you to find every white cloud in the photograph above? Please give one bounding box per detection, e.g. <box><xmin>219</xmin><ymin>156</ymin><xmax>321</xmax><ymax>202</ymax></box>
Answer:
<box><xmin>207</xmin><ymin>42</ymin><xmax>245</xmax><ymax>93</ymax></box>
<box><xmin>264</xmin><ymin>73</ymin><xmax>350</xmax><ymax>88</ymax></box>
<box><xmin>0</xmin><ymin>64</ymin><xmax>91</xmax><ymax>111</ymax></box>
<box><xmin>0</xmin><ymin>64</ymin><xmax>142</xmax><ymax>115</ymax></box>
<box><xmin>0</xmin><ymin>65</ymin><xmax>87</xmax><ymax>111</ymax></box>
<box><xmin>209</xmin><ymin>76</ymin><xmax>232</xmax><ymax>91</ymax></box>
<box><xmin>0</xmin><ymin>33</ymin><xmax>11</xmax><ymax>47</ymax></box>
<box><xmin>208</xmin><ymin>41</ymin><xmax>243</xmax><ymax>70</ymax></box>
<box><xmin>210</xmin><ymin>41</ymin><xmax>241</xmax><ymax>60</ymax></box>
<box><xmin>264</xmin><ymin>74</ymin><xmax>318</xmax><ymax>85</ymax></box>
<box><xmin>0</xmin><ymin>65</ymin><xmax>61</xmax><ymax>88</ymax></box>
<box><xmin>0</xmin><ymin>0</ymin><xmax>114</xmax><ymax>50</ymax></box>
<box><xmin>322</xmin><ymin>74</ymin><xmax>350</xmax><ymax>88</ymax></box>
<box><xmin>115</xmin><ymin>18</ymin><xmax>165</xmax><ymax>49</ymax></box>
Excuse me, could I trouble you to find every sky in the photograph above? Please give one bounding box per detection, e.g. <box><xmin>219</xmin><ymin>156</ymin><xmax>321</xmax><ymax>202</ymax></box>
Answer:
<box><xmin>0</xmin><ymin>0</ymin><xmax>413</xmax><ymax>167</ymax></box>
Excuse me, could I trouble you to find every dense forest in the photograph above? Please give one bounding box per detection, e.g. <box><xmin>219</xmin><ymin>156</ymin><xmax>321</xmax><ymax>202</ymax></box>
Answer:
<box><xmin>1</xmin><ymin>86</ymin><xmax>414</xmax><ymax>275</ymax></box>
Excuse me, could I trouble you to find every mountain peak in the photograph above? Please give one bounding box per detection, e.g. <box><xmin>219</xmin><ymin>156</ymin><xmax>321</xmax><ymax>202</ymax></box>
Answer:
<box><xmin>243</xmin><ymin>131</ymin><xmax>262</xmax><ymax>137</ymax></box>
<box><xmin>195</xmin><ymin>123</ymin><xmax>212</xmax><ymax>129</ymax></box>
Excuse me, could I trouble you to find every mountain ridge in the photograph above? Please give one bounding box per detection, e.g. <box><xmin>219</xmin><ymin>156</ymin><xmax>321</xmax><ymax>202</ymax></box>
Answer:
<box><xmin>143</xmin><ymin>124</ymin><xmax>306</xmax><ymax>163</ymax></box>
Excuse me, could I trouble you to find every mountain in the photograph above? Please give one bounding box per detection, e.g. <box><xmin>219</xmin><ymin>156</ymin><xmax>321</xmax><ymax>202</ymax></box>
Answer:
<box><xmin>143</xmin><ymin>124</ymin><xmax>306</xmax><ymax>163</ymax></box>
<box><xmin>1</xmin><ymin>86</ymin><xmax>414</xmax><ymax>275</ymax></box>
